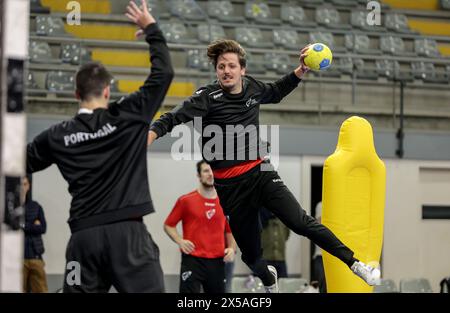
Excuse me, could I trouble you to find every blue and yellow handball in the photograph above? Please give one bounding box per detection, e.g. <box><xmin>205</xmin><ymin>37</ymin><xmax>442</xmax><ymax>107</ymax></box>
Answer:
<box><xmin>304</xmin><ymin>43</ymin><xmax>333</xmax><ymax>71</ymax></box>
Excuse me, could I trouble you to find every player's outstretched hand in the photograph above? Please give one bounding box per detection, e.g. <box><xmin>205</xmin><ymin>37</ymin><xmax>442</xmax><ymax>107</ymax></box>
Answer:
<box><xmin>125</xmin><ymin>0</ymin><xmax>156</xmax><ymax>37</ymax></box>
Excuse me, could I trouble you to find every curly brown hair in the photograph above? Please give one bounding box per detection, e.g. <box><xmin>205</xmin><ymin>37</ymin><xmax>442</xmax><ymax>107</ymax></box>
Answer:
<box><xmin>206</xmin><ymin>39</ymin><xmax>246</xmax><ymax>69</ymax></box>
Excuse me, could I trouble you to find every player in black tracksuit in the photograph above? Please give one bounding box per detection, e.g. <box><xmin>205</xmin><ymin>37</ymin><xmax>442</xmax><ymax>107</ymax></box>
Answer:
<box><xmin>148</xmin><ymin>40</ymin><xmax>381</xmax><ymax>291</ymax></box>
<box><xmin>27</xmin><ymin>2</ymin><xmax>173</xmax><ymax>292</ymax></box>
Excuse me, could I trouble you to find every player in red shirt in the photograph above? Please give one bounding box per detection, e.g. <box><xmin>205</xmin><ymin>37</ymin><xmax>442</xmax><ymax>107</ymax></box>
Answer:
<box><xmin>164</xmin><ymin>160</ymin><xmax>236</xmax><ymax>293</ymax></box>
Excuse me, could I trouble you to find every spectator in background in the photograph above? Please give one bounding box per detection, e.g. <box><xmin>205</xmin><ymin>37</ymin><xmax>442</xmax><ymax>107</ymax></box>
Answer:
<box><xmin>311</xmin><ymin>201</ymin><xmax>327</xmax><ymax>293</ymax></box>
<box><xmin>164</xmin><ymin>161</ymin><xmax>236</xmax><ymax>293</ymax></box>
<box><xmin>21</xmin><ymin>175</ymin><xmax>48</xmax><ymax>293</ymax></box>
<box><xmin>260</xmin><ymin>207</ymin><xmax>290</xmax><ymax>278</ymax></box>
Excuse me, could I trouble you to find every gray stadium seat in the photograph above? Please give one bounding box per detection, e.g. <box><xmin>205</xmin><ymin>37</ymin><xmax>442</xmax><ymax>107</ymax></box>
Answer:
<box><xmin>197</xmin><ymin>24</ymin><xmax>225</xmax><ymax>43</ymax></box>
<box><xmin>374</xmin><ymin>279</ymin><xmax>398</xmax><ymax>293</ymax></box>
<box><xmin>246</xmin><ymin>52</ymin><xmax>266</xmax><ymax>75</ymax></box>
<box><xmin>26</xmin><ymin>72</ymin><xmax>39</xmax><ymax>90</ymax></box>
<box><xmin>46</xmin><ymin>71</ymin><xmax>75</xmax><ymax>92</ymax></box>
<box><xmin>330</xmin><ymin>0</ymin><xmax>358</xmax><ymax>7</ymax></box>
<box><xmin>309</xmin><ymin>31</ymin><xmax>346</xmax><ymax>53</ymax></box>
<box><xmin>29</xmin><ymin>41</ymin><xmax>61</xmax><ymax>64</ymax></box>
<box><xmin>110</xmin><ymin>78</ymin><xmax>120</xmax><ymax>93</ymax></box>
<box><xmin>351</xmin><ymin>11</ymin><xmax>387</xmax><ymax>32</ymax></box>
<box><xmin>354</xmin><ymin>59</ymin><xmax>379</xmax><ymax>80</ymax></box>
<box><xmin>315</xmin><ymin>7</ymin><xmax>351</xmax><ymax>29</ymax></box>
<box><xmin>245</xmin><ymin>1</ymin><xmax>281</xmax><ymax>25</ymax></box>
<box><xmin>376</xmin><ymin>59</ymin><xmax>398</xmax><ymax>79</ymax></box>
<box><xmin>187</xmin><ymin>49</ymin><xmax>210</xmax><ymax>72</ymax></box>
<box><xmin>31</xmin><ymin>0</ymin><xmax>50</xmax><ymax>14</ymax></box>
<box><xmin>264</xmin><ymin>53</ymin><xmax>291</xmax><ymax>74</ymax></box>
<box><xmin>298</xmin><ymin>0</ymin><xmax>324</xmax><ymax>8</ymax></box>
<box><xmin>339</xmin><ymin>57</ymin><xmax>353</xmax><ymax>75</ymax></box>
<box><xmin>442</xmin><ymin>0</ymin><xmax>450</xmax><ymax>9</ymax></box>
<box><xmin>337</xmin><ymin>57</ymin><xmax>378</xmax><ymax>79</ymax></box>
<box><xmin>380</xmin><ymin>36</ymin><xmax>416</xmax><ymax>56</ymax></box>
<box><xmin>414</xmin><ymin>38</ymin><xmax>441</xmax><ymax>58</ymax></box>
<box><xmin>60</xmin><ymin>43</ymin><xmax>92</xmax><ymax>65</ymax></box>
<box><xmin>385</xmin><ymin>13</ymin><xmax>415</xmax><ymax>34</ymax></box>
<box><xmin>278</xmin><ymin>278</ymin><xmax>309</xmax><ymax>293</ymax></box>
<box><xmin>235</xmin><ymin>27</ymin><xmax>273</xmax><ymax>48</ymax></box>
<box><xmin>168</xmin><ymin>0</ymin><xmax>204</xmax><ymax>21</ymax></box>
<box><xmin>400</xmin><ymin>278</ymin><xmax>433</xmax><ymax>293</ymax></box>
<box><xmin>159</xmin><ymin>22</ymin><xmax>198</xmax><ymax>44</ymax></box>
<box><xmin>280</xmin><ymin>4</ymin><xmax>316</xmax><ymax>27</ymax></box>
<box><xmin>139</xmin><ymin>0</ymin><xmax>167</xmax><ymax>20</ymax></box>
<box><xmin>273</xmin><ymin>29</ymin><xmax>300</xmax><ymax>50</ymax></box>
<box><xmin>231</xmin><ymin>276</ymin><xmax>265</xmax><ymax>293</ymax></box>
<box><xmin>35</xmin><ymin>16</ymin><xmax>69</xmax><ymax>37</ymax></box>
<box><xmin>207</xmin><ymin>1</ymin><xmax>245</xmax><ymax>23</ymax></box>
<box><xmin>411</xmin><ymin>62</ymin><xmax>449</xmax><ymax>84</ymax></box>
<box><xmin>345</xmin><ymin>34</ymin><xmax>381</xmax><ymax>54</ymax></box>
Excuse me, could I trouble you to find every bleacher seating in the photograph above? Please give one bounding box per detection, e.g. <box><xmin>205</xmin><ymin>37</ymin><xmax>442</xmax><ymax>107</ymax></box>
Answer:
<box><xmin>29</xmin><ymin>41</ymin><xmax>61</xmax><ymax>64</ymax></box>
<box><xmin>385</xmin><ymin>13</ymin><xmax>414</xmax><ymax>34</ymax></box>
<box><xmin>35</xmin><ymin>16</ymin><xmax>69</xmax><ymax>37</ymax></box>
<box><xmin>414</xmin><ymin>38</ymin><xmax>441</xmax><ymax>58</ymax></box>
<box><xmin>159</xmin><ymin>22</ymin><xmax>198</xmax><ymax>44</ymax></box>
<box><xmin>46</xmin><ymin>71</ymin><xmax>75</xmax><ymax>92</ymax></box>
<box><xmin>245</xmin><ymin>1</ymin><xmax>281</xmax><ymax>25</ymax></box>
<box><xmin>273</xmin><ymin>29</ymin><xmax>300</xmax><ymax>50</ymax></box>
<box><xmin>281</xmin><ymin>4</ymin><xmax>316</xmax><ymax>27</ymax></box>
<box><xmin>187</xmin><ymin>49</ymin><xmax>210</xmax><ymax>72</ymax></box>
<box><xmin>26</xmin><ymin>0</ymin><xmax>450</xmax><ymax>129</ymax></box>
<box><xmin>235</xmin><ymin>27</ymin><xmax>273</xmax><ymax>48</ymax></box>
<box><xmin>345</xmin><ymin>34</ymin><xmax>382</xmax><ymax>55</ymax></box>
<box><xmin>380</xmin><ymin>36</ymin><xmax>416</xmax><ymax>56</ymax></box>
<box><xmin>264</xmin><ymin>52</ymin><xmax>291</xmax><ymax>74</ymax></box>
<box><xmin>207</xmin><ymin>1</ymin><xmax>245</xmax><ymax>23</ymax></box>
<box><xmin>411</xmin><ymin>62</ymin><xmax>449</xmax><ymax>83</ymax></box>
<box><xmin>168</xmin><ymin>0</ymin><xmax>204</xmax><ymax>21</ymax></box>
<box><xmin>315</xmin><ymin>7</ymin><xmax>351</xmax><ymax>29</ymax></box>
<box><xmin>442</xmin><ymin>0</ymin><xmax>450</xmax><ymax>10</ymax></box>
<box><xmin>351</xmin><ymin>11</ymin><xmax>387</xmax><ymax>31</ymax></box>
<box><xmin>197</xmin><ymin>24</ymin><xmax>226</xmax><ymax>43</ymax></box>
<box><xmin>26</xmin><ymin>72</ymin><xmax>40</xmax><ymax>90</ymax></box>
<box><xmin>246</xmin><ymin>52</ymin><xmax>266</xmax><ymax>75</ymax></box>
<box><xmin>60</xmin><ymin>43</ymin><xmax>92</xmax><ymax>65</ymax></box>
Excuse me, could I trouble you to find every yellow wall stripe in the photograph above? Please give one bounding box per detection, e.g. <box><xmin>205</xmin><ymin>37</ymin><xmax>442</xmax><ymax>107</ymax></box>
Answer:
<box><xmin>41</xmin><ymin>0</ymin><xmax>111</xmax><ymax>14</ymax></box>
<box><xmin>408</xmin><ymin>19</ymin><xmax>450</xmax><ymax>36</ymax></box>
<box><xmin>65</xmin><ymin>24</ymin><xmax>137</xmax><ymax>41</ymax></box>
<box><xmin>92</xmin><ymin>49</ymin><xmax>151</xmax><ymax>67</ymax></box>
<box><xmin>381</xmin><ymin>0</ymin><xmax>439</xmax><ymax>10</ymax></box>
<box><xmin>118</xmin><ymin>81</ymin><xmax>195</xmax><ymax>98</ymax></box>
<box><xmin>438</xmin><ymin>44</ymin><xmax>450</xmax><ymax>57</ymax></box>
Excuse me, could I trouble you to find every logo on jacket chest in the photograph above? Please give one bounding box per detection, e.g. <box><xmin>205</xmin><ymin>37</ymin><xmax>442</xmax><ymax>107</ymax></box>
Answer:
<box><xmin>245</xmin><ymin>97</ymin><xmax>259</xmax><ymax>107</ymax></box>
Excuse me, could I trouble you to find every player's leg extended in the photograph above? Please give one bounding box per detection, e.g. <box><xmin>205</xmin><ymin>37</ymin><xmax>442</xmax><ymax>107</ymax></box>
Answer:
<box><xmin>215</xmin><ymin>179</ymin><xmax>275</xmax><ymax>288</ymax></box>
<box><xmin>259</xmin><ymin>170</ymin><xmax>356</xmax><ymax>267</ymax></box>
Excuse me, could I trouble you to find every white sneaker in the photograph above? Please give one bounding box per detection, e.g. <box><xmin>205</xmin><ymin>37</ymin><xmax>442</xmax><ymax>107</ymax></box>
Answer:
<box><xmin>350</xmin><ymin>261</ymin><xmax>381</xmax><ymax>286</ymax></box>
<box><xmin>264</xmin><ymin>265</ymin><xmax>279</xmax><ymax>293</ymax></box>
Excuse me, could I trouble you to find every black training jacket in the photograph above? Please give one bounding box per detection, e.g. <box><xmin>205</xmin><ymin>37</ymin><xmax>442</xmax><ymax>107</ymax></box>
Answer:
<box><xmin>150</xmin><ymin>72</ymin><xmax>302</xmax><ymax>169</ymax></box>
<box><xmin>27</xmin><ymin>23</ymin><xmax>174</xmax><ymax>233</ymax></box>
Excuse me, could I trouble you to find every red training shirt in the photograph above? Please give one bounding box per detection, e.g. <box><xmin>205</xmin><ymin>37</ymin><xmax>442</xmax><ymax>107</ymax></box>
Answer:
<box><xmin>164</xmin><ymin>190</ymin><xmax>231</xmax><ymax>259</ymax></box>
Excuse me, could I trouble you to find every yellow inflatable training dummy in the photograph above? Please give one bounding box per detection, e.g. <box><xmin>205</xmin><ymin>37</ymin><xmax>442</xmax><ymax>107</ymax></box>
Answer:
<box><xmin>322</xmin><ymin>116</ymin><xmax>385</xmax><ymax>293</ymax></box>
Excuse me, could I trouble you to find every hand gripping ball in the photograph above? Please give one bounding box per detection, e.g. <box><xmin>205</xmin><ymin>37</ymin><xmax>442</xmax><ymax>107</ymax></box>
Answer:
<box><xmin>303</xmin><ymin>43</ymin><xmax>333</xmax><ymax>71</ymax></box>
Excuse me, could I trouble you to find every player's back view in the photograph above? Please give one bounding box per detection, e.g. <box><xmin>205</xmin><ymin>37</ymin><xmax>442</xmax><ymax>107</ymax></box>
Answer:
<box><xmin>27</xmin><ymin>1</ymin><xmax>173</xmax><ymax>292</ymax></box>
